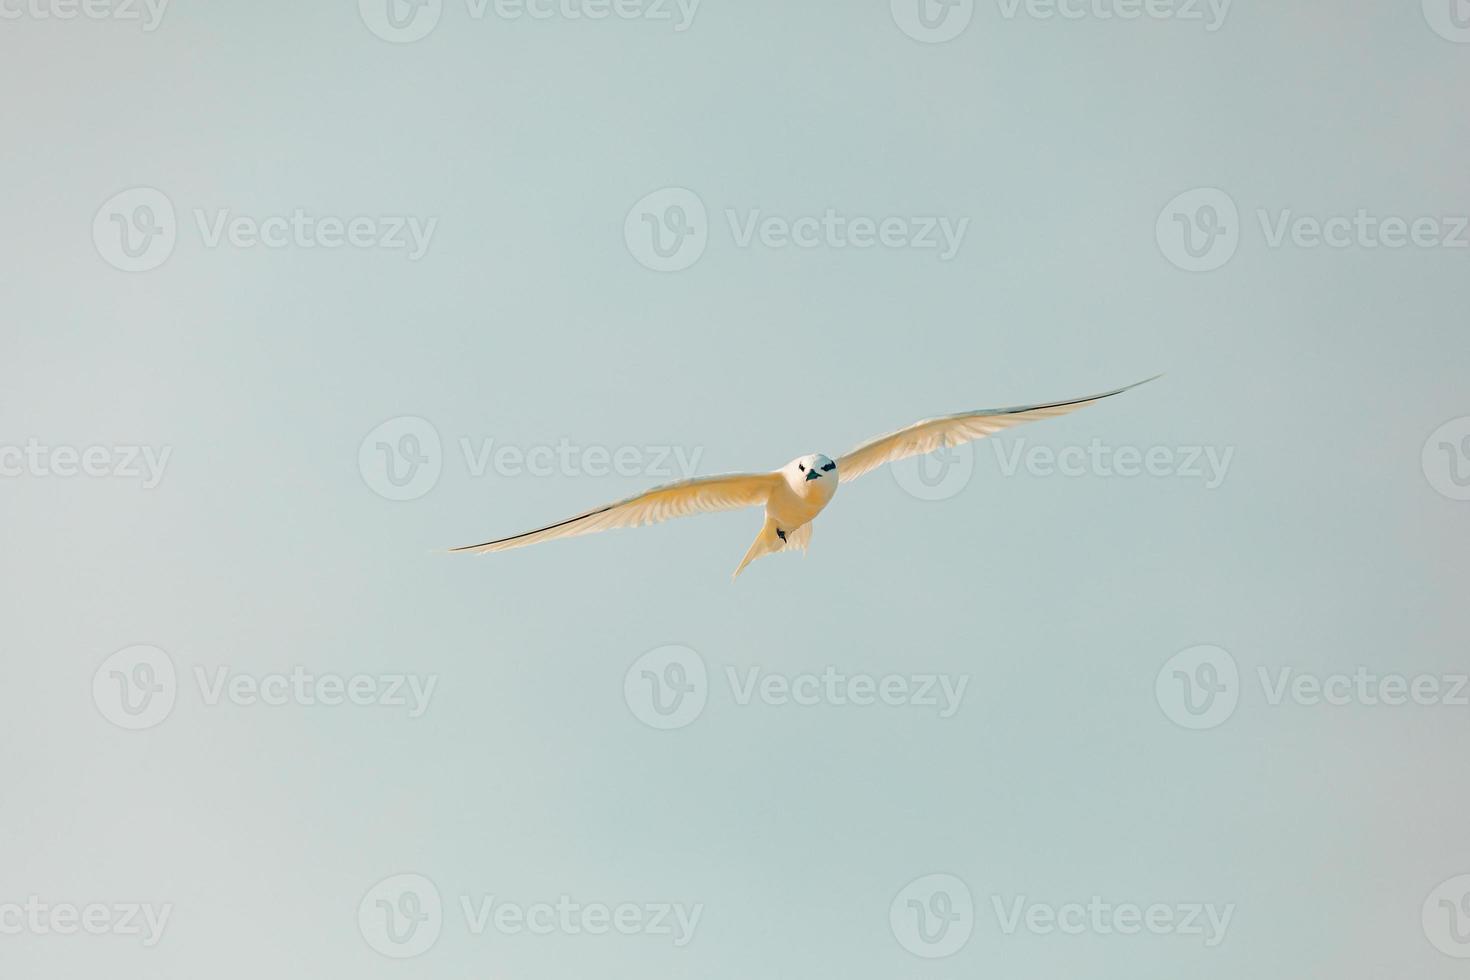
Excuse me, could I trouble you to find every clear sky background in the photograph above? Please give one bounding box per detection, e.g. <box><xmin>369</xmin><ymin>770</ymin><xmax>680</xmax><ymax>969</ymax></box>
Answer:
<box><xmin>2</xmin><ymin>0</ymin><xmax>1469</xmax><ymax>977</ymax></box>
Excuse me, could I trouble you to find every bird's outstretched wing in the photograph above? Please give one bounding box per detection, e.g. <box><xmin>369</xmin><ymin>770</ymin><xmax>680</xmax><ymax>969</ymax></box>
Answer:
<box><xmin>836</xmin><ymin>376</ymin><xmax>1160</xmax><ymax>482</ymax></box>
<box><xmin>451</xmin><ymin>472</ymin><xmax>781</xmax><ymax>554</ymax></box>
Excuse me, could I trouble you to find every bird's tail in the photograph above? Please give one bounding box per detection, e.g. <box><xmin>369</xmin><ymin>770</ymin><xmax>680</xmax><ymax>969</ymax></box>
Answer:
<box><xmin>731</xmin><ymin>519</ymin><xmax>811</xmax><ymax>580</ymax></box>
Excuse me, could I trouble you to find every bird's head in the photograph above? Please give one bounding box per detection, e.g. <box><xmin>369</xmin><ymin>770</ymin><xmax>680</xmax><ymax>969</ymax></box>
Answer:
<box><xmin>785</xmin><ymin>453</ymin><xmax>837</xmax><ymax>488</ymax></box>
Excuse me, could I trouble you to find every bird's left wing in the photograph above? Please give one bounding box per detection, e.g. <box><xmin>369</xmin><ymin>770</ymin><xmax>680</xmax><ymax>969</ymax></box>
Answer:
<box><xmin>836</xmin><ymin>376</ymin><xmax>1159</xmax><ymax>482</ymax></box>
<box><xmin>450</xmin><ymin>471</ymin><xmax>781</xmax><ymax>554</ymax></box>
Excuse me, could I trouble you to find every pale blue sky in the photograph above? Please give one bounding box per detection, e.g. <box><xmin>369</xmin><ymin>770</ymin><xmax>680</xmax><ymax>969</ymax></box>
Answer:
<box><xmin>2</xmin><ymin>1</ymin><xmax>1469</xmax><ymax>977</ymax></box>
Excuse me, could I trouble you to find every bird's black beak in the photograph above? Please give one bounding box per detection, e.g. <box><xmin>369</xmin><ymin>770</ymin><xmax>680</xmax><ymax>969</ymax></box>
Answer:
<box><xmin>805</xmin><ymin>468</ymin><xmax>822</xmax><ymax>481</ymax></box>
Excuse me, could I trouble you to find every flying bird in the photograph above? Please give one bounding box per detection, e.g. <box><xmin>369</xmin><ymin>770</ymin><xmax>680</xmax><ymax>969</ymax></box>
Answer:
<box><xmin>452</xmin><ymin>377</ymin><xmax>1158</xmax><ymax>578</ymax></box>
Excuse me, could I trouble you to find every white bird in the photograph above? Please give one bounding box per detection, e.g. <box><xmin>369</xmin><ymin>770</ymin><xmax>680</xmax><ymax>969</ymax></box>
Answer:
<box><xmin>452</xmin><ymin>377</ymin><xmax>1158</xmax><ymax>578</ymax></box>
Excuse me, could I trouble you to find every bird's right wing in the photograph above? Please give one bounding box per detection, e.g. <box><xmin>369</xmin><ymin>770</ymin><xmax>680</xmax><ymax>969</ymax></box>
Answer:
<box><xmin>451</xmin><ymin>472</ymin><xmax>781</xmax><ymax>554</ymax></box>
<box><xmin>837</xmin><ymin>376</ymin><xmax>1159</xmax><ymax>482</ymax></box>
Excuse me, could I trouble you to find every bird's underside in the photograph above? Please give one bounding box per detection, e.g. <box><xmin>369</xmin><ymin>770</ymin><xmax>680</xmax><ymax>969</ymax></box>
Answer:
<box><xmin>450</xmin><ymin>376</ymin><xmax>1158</xmax><ymax>578</ymax></box>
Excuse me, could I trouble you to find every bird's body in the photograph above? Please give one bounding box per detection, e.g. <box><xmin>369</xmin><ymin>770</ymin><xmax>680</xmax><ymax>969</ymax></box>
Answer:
<box><xmin>732</xmin><ymin>453</ymin><xmax>840</xmax><ymax>578</ymax></box>
<box><xmin>451</xmin><ymin>377</ymin><xmax>1158</xmax><ymax>579</ymax></box>
<box><xmin>768</xmin><ymin>453</ymin><xmax>839</xmax><ymax>535</ymax></box>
